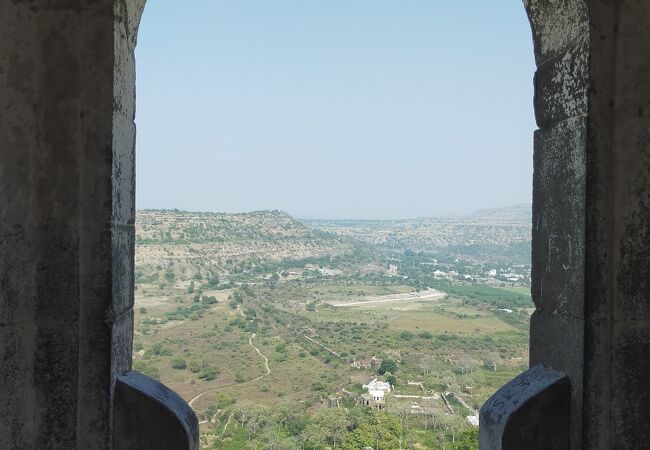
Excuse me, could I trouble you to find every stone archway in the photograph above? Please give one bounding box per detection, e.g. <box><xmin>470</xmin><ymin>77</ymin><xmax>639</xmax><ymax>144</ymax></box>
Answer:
<box><xmin>1</xmin><ymin>1</ymin><xmax>649</xmax><ymax>449</ymax></box>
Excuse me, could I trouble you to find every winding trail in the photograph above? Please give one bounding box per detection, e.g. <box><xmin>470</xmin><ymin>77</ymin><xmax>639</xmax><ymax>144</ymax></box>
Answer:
<box><xmin>189</xmin><ymin>332</ymin><xmax>271</xmax><ymax>410</ymax></box>
<box><xmin>248</xmin><ymin>333</ymin><xmax>271</xmax><ymax>380</ymax></box>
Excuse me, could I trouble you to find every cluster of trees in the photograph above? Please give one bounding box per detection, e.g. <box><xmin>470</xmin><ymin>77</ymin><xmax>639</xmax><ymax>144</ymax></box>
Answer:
<box><xmin>204</xmin><ymin>404</ymin><xmax>404</xmax><ymax>449</ymax></box>
<box><xmin>201</xmin><ymin>402</ymin><xmax>478</xmax><ymax>450</ymax></box>
<box><xmin>164</xmin><ymin>297</ymin><xmax>216</xmax><ymax>321</ymax></box>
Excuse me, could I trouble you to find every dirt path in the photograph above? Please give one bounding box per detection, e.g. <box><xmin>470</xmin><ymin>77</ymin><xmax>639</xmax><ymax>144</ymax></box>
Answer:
<box><xmin>189</xmin><ymin>332</ymin><xmax>271</xmax><ymax>410</ymax></box>
<box><xmin>248</xmin><ymin>333</ymin><xmax>271</xmax><ymax>381</ymax></box>
<box><xmin>303</xmin><ymin>334</ymin><xmax>344</xmax><ymax>359</ymax></box>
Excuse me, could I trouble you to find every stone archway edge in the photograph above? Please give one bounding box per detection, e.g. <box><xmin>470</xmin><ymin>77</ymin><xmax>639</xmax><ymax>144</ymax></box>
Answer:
<box><xmin>479</xmin><ymin>365</ymin><xmax>570</xmax><ymax>450</ymax></box>
<box><xmin>113</xmin><ymin>371</ymin><xmax>199</xmax><ymax>450</ymax></box>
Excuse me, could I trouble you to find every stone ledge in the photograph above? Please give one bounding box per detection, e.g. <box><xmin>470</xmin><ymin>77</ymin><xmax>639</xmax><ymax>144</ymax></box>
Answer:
<box><xmin>479</xmin><ymin>365</ymin><xmax>570</xmax><ymax>450</ymax></box>
<box><xmin>113</xmin><ymin>371</ymin><xmax>198</xmax><ymax>450</ymax></box>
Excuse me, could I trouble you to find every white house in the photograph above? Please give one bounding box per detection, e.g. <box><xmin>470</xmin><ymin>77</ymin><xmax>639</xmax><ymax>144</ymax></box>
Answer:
<box><xmin>362</xmin><ymin>378</ymin><xmax>392</xmax><ymax>402</ymax></box>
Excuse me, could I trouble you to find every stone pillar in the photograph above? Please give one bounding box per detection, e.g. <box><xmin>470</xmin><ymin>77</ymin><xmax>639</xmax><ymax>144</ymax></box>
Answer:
<box><xmin>481</xmin><ymin>0</ymin><xmax>650</xmax><ymax>448</ymax></box>
<box><xmin>0</xmin><ymin>1</ymin><xmax>197</xmax><ymax>449</ymax></box>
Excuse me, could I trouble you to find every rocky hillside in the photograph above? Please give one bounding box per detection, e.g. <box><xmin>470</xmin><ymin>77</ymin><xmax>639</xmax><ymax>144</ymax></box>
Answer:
<box><xmin>135</xmin><ymin>210</ymin><xmax>357</xmax><ymax>276</ymax></box>
<box><xmin>301</xmin><ymin>205</ymin><xmax>531</xmax><ymax>262</ymax></box>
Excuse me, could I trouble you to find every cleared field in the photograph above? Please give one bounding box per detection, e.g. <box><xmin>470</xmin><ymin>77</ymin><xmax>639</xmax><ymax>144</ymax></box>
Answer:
<box><xmin>308</xmin><ymin>303</ymin><xmax>513</xmax><ymax>334</ymax></box>
<box><xmin>331</xmin><ymin>289</ymin><xmax>445</xmax><ymax>307</ymax></box>
<box><xmin>498</xmin><ymin>286</ymin><xmax>531</xmax><ymax>296</ymax></box>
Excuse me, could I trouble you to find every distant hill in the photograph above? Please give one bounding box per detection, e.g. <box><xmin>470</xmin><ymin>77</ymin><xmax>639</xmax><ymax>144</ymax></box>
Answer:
<box><xmin>470</xmin><ymin>204</ymin><xmax>532</xmax><ymax>222</ymax></box>
<box><xmin>134</xmin><ymin>206</ymin><xmax>532</xmax><ymax>278</ymax></box>
<box><xmin>135</xmin><ymin>209</ymin><xmax>359</xmax><ymax>276</ymax></box>
<box><xmin>301</xmin><ymin>205</ymin><xmax>531</xmax><ymax>264</ymax></box>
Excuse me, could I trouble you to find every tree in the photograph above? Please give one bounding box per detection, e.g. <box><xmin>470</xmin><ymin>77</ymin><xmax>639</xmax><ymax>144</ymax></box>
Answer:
<box><xmin>187</xmin><ymin>280</ymin><xmax>195</xmax><ymax>294</ymax></box>
<box><xmin>317</xmin><ymin>408</ymin><xmax>348</xmax><ymax>448</ymax></box>
<box><xmin>448</xmin><ymin>427</ymin><xmax>478</xmax><ymax>450</ymax></box>
<box><xmin>300</xmin><ymin>423</ymin><xmax>327</xmax><ymax>449</ymax></box>
<box><xmin>378</xmin><ymin>359</ymin><xmax>398</xmax><ymax>375</ymax></box>
<box><xmin>386</xmin><ymin>374</ymin><xmax>397</xmax><ymax>387</ymax></box>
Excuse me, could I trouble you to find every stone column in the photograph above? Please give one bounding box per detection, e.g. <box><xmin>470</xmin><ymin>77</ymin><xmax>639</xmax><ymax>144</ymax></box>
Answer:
<box><xmin>481</xmin><ymin>0</ymin><xmax>650</xmax><ymax>448</ymax></box>
<box><xmin>0</xmin><ymin>1</ymin><xmax>190</xmax><ymax>449</ymax></box>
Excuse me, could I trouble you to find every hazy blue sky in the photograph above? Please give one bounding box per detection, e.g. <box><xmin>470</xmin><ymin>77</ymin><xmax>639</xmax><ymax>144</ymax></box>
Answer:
<box><xmin>136</xmin><ymin>1</ymin><xmax>536</xmax><ymax>219</ymax></box>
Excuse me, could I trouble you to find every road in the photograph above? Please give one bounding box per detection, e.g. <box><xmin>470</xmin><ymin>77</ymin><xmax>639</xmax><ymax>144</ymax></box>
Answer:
<box><xmin>332</xmin><ymin>289</ymin><xmax>445</xmax><ymax>307</ymax></box>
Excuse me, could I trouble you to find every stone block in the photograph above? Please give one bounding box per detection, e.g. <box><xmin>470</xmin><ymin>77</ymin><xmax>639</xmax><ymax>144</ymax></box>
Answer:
<box><xmin>532</xmin><ymin>117</ymin><xmax>586</xmax><ymax>318</ymax></box>
<box><xmin>533</xmin><ymin>39</ymin><xmax>588</xmax><ymax>128</ymax></box>
<box><xmin>524</xmin><ymin>0</ymin><xmax>588</xmax><ymax>65</ymax></box>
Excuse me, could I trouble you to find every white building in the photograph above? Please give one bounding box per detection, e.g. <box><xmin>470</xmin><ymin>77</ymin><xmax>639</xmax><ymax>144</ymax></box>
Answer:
<box><xmin>362</xmin><ymin>378</ymin><xmax>392</xmax><ymax>403</ymax></box>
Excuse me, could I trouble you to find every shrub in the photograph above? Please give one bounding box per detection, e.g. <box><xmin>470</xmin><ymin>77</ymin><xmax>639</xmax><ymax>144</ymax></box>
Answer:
<box><xmin>164</xmin><ymin>269</ymin><xmax>175</xmax><ymax>282</ymax></box>
<box><xmin>189</xmin><ymin>360</ymin><xmax>201</xmax><ymax>373</ymax></box>
<box><xmin>148</xmin><ymin>342</ymin><xmax>172</xmax><ymax>357</ymax></box>
<box><xmin>199</xmin><ymin>368</ymin><xmax>218</xmax><ymax>381</ymax></box>
<box><xmin>399</xmin><ymin>331</ymin><xmax>414</xmax><ymax>341</ymax></box>
<box><xmin>378</xmin><ymin>359</ymin><xmax>398</xmax><ymax>375</ymax></box>
<box><xmin>171</xmin><ymin>358</ymin><xmax>187</xmax><ymax>370</ymax></box>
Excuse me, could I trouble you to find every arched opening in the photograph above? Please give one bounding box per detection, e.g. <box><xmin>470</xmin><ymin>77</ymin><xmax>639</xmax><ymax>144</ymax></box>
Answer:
<box><xmin>2</xmin><ymin>1</ymin><xmax>650</xmax><ymax>448</ymax></box>
<box><xmin>132</xmin><ymin>2</ymin><xmax>535</xmax><ymax>448</ymax></box>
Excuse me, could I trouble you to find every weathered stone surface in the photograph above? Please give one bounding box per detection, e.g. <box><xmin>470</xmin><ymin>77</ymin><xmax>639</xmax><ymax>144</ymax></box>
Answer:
<box><xmin>533</xmin><ymin>40</ymin><xmax>588</xmax><ymax>128</ymax></box>
<box><xmin>529</xmin><ymin>311</ymin><xmax>584</xmax><ymax>446</ymax></box>
<box><xmin>482</xmin><ymin>2</ymin><xmax>650</xmax><ymax>449</ymax></box>
<box><xmin>479</xmin><ymin>365</ymin><xmax>570</xmax><ymax>450</ymax></box>
<box><xmin>113</xmin><ymin>371</ymin><xmax>199</xmax><ymax>450</ymax></box>
<box><xmin>524</xmin><ymin>0</ymin><xmax>588</xmax><ymax>64</ymax></box>
<box><xmin>532</xmin><ymin>116</ymin><xmax>586</xmax><ymax>318</ymax></box>
<box><xmin>0</xmin><ymin>1</ymin><xmax>146</xmax><ymax>448</ymax></box>
<box><xmin>0</xmin><ymin>323</ymin><xmax>35</xmax><ymax>450</ymax></box>
<box><xmin>608</xmin><ymin>320</ymin><xmax>650</xmax><ymax>449</ymax></box>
